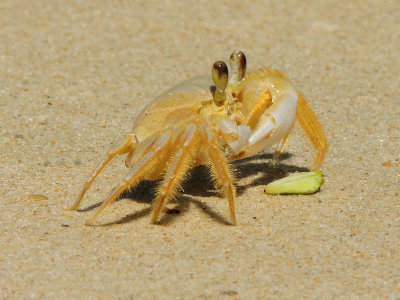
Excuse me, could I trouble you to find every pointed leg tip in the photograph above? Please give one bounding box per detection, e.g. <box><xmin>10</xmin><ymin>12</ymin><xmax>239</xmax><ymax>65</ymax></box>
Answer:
<box><xmin>312</xmin><ymin>162</ymin><xmax>321</xmax><ymax>170</ymax></box>
<box><xmin>151</xmin><ymin>215</ymin><xmax>159</xmax><ymax>224</ymax></box>
<box><xmin>84</xmin><ymin>214</ymin><xmax>98</xmax><ymax>226</ymax></box>
<box><xmin>67</xmin><ymin>196</ymin><xmax>84</xmax><ymax>211</ymax></box>
<box><xmin>66</xmin><ymin>204</ymin><xmax>78</xmax><ymax>211</ymax></box>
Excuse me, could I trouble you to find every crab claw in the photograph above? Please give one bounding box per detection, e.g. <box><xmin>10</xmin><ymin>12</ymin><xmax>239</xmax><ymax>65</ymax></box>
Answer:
<box><xmin>238</xmin><ymin>76</ymin><xmax>298</xmax><ymax>157</ymax></box>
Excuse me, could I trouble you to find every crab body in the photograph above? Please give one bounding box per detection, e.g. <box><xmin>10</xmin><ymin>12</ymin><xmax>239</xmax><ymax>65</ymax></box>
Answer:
<box><xmin>133</xmin><ymin>76</ymin><xmax>212</xmax><ymax>143</ymax></box>
<box><xmin>69</xmin><ymin>51</ymin><xmax>327</xmax><ymax>225</ymax></box>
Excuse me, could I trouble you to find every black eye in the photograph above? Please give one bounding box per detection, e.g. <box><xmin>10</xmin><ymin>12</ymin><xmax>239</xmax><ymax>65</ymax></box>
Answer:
<box><xmin>230</xmin><ymin>50</ymin><xmax>247</xmax><ymax>82</ymax></box>
<box><xmin>212</xmin><ymin>61</ymin><xmax>228</xmax><ymax>105</ymax></box>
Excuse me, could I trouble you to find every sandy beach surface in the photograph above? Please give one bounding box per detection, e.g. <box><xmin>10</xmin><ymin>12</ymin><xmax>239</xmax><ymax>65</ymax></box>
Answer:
<box><xmin>1</xmin><ymin>0</ymin><xmax>399</xmax><ymax>299</ymax></box>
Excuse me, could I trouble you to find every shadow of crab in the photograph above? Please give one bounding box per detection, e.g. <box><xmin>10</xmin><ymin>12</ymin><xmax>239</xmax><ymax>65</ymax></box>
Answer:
<box><xmin>90</xmin><ymin>152</ymin><xmax>308</xmax><ymax>226</ymax></box>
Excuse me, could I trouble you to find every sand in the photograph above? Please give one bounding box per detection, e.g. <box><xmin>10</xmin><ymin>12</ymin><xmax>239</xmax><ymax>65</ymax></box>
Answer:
<box><xmin>1</xmin><ymin>0</ymin><xmax>399</xmax><ymax>298</ymax></box>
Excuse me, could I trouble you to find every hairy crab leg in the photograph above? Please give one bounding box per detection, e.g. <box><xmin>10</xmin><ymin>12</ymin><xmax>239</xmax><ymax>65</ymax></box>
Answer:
<box><xmin>200</xmin><ymin>124</ymin><xmax>237</xmax><ymax>225</ymax></box>
<box><xmin>84</xmin><ymin>132</ymin><xmax>172</xmax><ymax>225</ymax></box>
<box><xmin>69</xmin><ymin>135</ymin><xmax>137</xmax><ymax>210</ymax></box>
<box><xmin>151</xmin><ymin>124</ymin><xmax>199</xmax><ymax>223</ymax></box>
<box><xmin>296</xmin><ymin>93</ymin><xmax>327</xmax><ymax>169</ymax></box>
<box><xmin>274</xmin><ymin>70</ymin><xmax>327</xmax><ymax>168</ymax></box>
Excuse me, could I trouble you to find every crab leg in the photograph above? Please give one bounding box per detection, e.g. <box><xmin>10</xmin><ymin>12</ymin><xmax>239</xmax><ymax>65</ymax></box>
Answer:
<box><xmin>274</xmin><ymin>71</ymin><xmax>327</xmax><ymax>168</ymax></box>
<box><xmin>85</xmin><ymin>132</ymin><xmax>172</xmax><ymax>225</ymax></box>
<box><xmin>124</xmin><ymin>132</ymin><xmax>165</xmax><ymax>168</ymax></box>
<box><xmin>272</xmin><ymin>132</ymin><xmax>291</xmax><ymax>165</ymax></box>
<box><xmin>151</xmin><ymin>124</ymin><xmax>199</xmax><ymax>223</ymax></box>
<box><xmin>200</xmin><ymin>124</ymin><xmax>237</xmax><ymax>225</ymax></box>
<box><xmin>296</xmin><ymin>93</ymin><xmax>327</xmax><ymax>169</ymax></box>
<box><xmin>69</xmin><ymin>135</ymin><xmax>136</xmax><ymax>210</ymax></box>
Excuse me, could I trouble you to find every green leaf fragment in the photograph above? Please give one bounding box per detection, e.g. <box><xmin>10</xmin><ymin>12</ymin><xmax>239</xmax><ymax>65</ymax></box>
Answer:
<box><xmin>263</xmin><ymin>171</ymin><xmax>324</xmax><ymax>195</ymax></box>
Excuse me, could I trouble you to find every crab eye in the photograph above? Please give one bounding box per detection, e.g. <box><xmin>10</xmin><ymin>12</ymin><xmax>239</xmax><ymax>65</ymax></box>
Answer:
<box><xmin>212</xmin><ymin>61</ymin><xmax>228</xmax><ymax>105</ymax></box>
<box><xmin>229</xmin><ymin>50</ymin><xmax>247</xmax><ymax>84</ymax></box>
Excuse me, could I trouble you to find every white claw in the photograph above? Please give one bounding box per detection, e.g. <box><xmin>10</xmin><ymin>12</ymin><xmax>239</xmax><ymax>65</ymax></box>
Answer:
<box><xmin>244</xmin><ymin>77</ymin><xmax>298</xmax><ymax>156</ymax></box>
<box><xmin>227</xmin><ymin>125</ymin><xmax>251</xmax><ymax>155</ymax></box>
<box><xmin>219</xmin><ymin>117</ymin><xmax>240</xmax><ymax>141</ymax></box>
<box><xmin>217</xmin><ymin>117</ymin><xmax>251</xmax><ymax>155</ymax></box>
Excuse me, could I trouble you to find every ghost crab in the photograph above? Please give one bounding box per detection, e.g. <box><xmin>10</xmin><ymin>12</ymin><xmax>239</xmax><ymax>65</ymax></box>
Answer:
<box><xmin>69</xmin><ymin>51</ymin><xmax>327</xmax><ymax>225</ymax></box>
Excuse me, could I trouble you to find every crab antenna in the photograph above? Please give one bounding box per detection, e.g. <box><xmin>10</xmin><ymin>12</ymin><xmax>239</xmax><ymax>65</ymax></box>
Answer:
<box><xmin>212</xmin><ymin>61</ymin><xmax>228</xmax><ymax>105</ymax></box>
<box><xmin>229</xmin><ymin>50</ymin><xmax>247</xmax><ymax>84</ymax></box>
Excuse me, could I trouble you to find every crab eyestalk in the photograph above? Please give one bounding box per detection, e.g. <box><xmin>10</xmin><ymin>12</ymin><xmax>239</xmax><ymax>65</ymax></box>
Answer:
<box><xmin>229</xmin><ymin>50</ymin><xmax>247</xmax><ymax>84</ymax></box>
<box><xmin>212</xmin><ymin>61</ymin><xmax>228</xmax><ymax>106</ymax></box>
